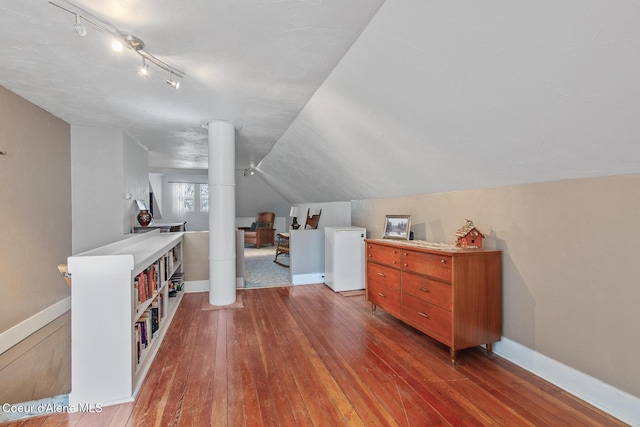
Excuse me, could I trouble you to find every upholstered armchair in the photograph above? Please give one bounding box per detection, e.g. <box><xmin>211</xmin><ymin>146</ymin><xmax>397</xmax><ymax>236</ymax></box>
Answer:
<box><xmin>238</xmin><ymin>212</ymin><xmax>276</xmax><ymax>248</ymax></box>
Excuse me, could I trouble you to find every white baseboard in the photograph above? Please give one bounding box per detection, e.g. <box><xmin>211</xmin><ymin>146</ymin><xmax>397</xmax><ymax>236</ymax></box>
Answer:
<box><xmin>0</xmin><ymin>297</ymin><xmax>71</xmax><ymax>355</ymax></box>
<box><xmin>183</xmin><ymin>280</ymin><xmax>209</xmax><ymax>293</ymax></box>
<box><xmin>494</xmin><ymin>338</ymin><xmax>640</xmax><ymax>426</ymax></box>
<box><xmin>292</xmin><ymin>273</ymin><xmax>324</xmax><ymax>285</ymax></box>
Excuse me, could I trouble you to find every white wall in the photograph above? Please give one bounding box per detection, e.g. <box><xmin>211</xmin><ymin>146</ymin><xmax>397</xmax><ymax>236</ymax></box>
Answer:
<box><xmin>123</xmin><ymin>134</ymin><xmax>150</xmax><ymax>232</ymax></box>
<box><xmin>289</xmin><ymin>201</ymin><xmax>351</xmax><ymax>231</ymax></box>
<box><xmin>71</xmin><ymin>127</ymin><xmax>124</xmax><ymax>254</ymax></box>
<box><xmin>148</xmin><ymin>173</ymin><xmax>164</xmax><ymax>220</ymax></box>
<box><xmin>160</xmin><ymin>173</ymin><xmax>209</xmax><ymax>231</ymax></box>
<box><xmin>236</xmin><ymin>169</ymin><xmax>290</xmax><ymax>217</ymax></box>
<box><xmin>71</xmin><ymin>126</ymin><xmax>148</xmax><ymax>254</ymax></box>
<box><xmin>290</xmin><ymin>229</ymin><xmax>325</xmax><ymax>285</ymax></box>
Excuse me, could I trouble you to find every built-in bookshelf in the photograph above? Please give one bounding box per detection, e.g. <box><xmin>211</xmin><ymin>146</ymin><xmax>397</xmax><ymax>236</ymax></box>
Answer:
<box><xmin>67</xmin><ymin>230</ymin><xmax>184</xmax><ymax>407</ymax></box>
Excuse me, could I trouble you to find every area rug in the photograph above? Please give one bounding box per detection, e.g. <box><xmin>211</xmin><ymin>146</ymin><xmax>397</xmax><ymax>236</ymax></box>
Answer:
<box><xmin>243</xmin><ymin>245</ymin><xmax>293</xmax><ymax>288</ymax></box>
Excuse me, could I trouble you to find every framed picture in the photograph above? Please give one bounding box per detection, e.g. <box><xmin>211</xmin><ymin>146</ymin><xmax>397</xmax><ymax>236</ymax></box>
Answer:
<box><xmin>382</xmin><ymin>215</ymin><xmax>412</xmax><ymax>240</ymax></box>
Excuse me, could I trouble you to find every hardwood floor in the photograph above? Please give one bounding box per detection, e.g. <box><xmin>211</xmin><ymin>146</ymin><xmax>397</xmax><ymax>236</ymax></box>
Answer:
<box><xmin>6</xmin><ymin>285</ymin><xmax>627</xmax><ymax>426</ymax></box>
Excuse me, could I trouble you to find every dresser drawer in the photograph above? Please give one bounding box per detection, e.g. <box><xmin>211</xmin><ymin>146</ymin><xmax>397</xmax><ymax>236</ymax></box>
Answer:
<box><xmin>367</xmin><ymin>281</ymin><xmax>401</xmax><ymax>317</ymax></box>
<box><xmin>400</xmin><ymin>250</ymin><xmax>452</xmax><ymax>282</ymax></box>
<box><xmin>402</xmin><ymin>294</ymin><xmax>452</xmax><ymax>346</ymax></box>
<box><xmin>366</xmin><ymin>243</ymin><xmax>401</xmax><ymax>267</ymax></box>
<box><xmin>367</xmin><ymin>262</ymin><xmax>400</xmax><ymax>291</ymax></box>
<box><xmin>402</xmin><ymin>272</ymin><xmax>452</xmax><ymax>310</ymax></box>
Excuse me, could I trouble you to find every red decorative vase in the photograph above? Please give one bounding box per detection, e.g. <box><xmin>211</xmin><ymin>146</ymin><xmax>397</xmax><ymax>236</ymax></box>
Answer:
<box><xmin>137</xmin><ymin>210</ymin><xmax>152</xmax><ymax>227</ymax></box>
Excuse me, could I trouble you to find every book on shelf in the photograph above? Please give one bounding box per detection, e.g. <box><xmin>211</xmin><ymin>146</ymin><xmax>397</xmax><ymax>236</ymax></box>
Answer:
<box><xmin>134</xmin><ymin>278</ymin><xmax>140</xmax><ymax>308</ymax></box>
<box><xmin>150</xmin><ymin>298</ymin><xmax>160</xmax><ymax>338</ymax></box>
<box><xmin>136</xmin><ymin>318</ymin><xmax>148</xmax><ymax>349</ymax></box>
<box><xmin>134</xmin><ymin>324</ymin><xmax>141</xmax><ymax>364</ymax></box>
<box><xmin>168</xmin><ymin>272</ymin><xmax>184</xmax><ymax>297</ymax></box>
<box><xmin>138</xmin><ymin>311</ymin><xmax>151</xmax><ymax>348</ymax></box>
<box><xmin>137</xmin><ymin>271</ymin><xmax>146</xmax><ymax>303</ymax></box>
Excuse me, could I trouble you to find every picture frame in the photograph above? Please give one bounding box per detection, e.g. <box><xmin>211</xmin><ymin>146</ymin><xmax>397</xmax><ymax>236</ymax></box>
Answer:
<box><xmin>382</xmin><ymin>215</ymin><xmax>412</xmax><ymax>240</ymax></box>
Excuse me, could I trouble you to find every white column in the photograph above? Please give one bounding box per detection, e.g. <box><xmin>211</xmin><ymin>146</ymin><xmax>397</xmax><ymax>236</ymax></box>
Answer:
<box><xmin>208</xmin><ymin>120</ymin><xmax>236</xmax><ymax>305</ymax></box>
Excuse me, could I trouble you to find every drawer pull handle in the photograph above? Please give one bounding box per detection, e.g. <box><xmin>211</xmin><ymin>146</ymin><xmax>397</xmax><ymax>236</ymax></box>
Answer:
<box><xmin>419</xmin><ymin>287</ymin><xmax>429</xmax><ymax>293</ymax></box>
<box><xmin>419</xmin><ymin>312</ymin><xmax>429</xmax><ymax>318</ymax></box>
<box><xmin>377</xmin><ymin>292</ymin><xmax>386</xmax><ymax>298</ymax></box>
<box><xmin>441</xmin><ymin>259</ymin><xmax>446</xmax><ymax>264</ymax></box>
<box><xmin>368</xmin><ymin>254</ymin><xmax>372</xmax><ymax>257</ymax></box>
<box><xmin>377</xmin><ymin>272</ymin><xmax>386</xmax><ymax>277</ymax></box>
<box><xmin>393</xmin><ymin>250</ymin><xmax>397</xmax><ymax>254</ymax></box>
<box><xmin>403</xmin><ymin>252</ymin><xmax>408</xmax><ymax>256</ymax></box>
<box><xmin>403</xmin><ymin>263</ymin><xmax>408</xmax><ymax>267</ymax></box>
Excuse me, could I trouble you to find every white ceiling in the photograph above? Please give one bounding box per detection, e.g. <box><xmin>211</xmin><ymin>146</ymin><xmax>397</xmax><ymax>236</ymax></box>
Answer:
<box><xmin>0</xmin><ymin>0</ymin><xmax>385</xmax><ymax>170</ymax></box>
<box><xmin>3</xmin><ymin>0</ymin><xmax>640</xmax><ymax>205</ymax></box>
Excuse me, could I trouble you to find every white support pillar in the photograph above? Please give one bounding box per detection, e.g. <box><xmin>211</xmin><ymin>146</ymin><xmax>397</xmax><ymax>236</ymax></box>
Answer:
<box><xmin>208</xmin><ymin>120</ymin><xmax>236</xmax><ymax>305</ymax></box>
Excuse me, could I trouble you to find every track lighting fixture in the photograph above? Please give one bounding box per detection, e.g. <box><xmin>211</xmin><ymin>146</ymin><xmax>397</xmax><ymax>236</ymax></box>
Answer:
<box><xmin>139</xmin><ymin>58</ymin><xmax>149</xmax><ymax>77</ymax></box>
<box><xmin>49</xmin><ymin>0</ymin><xmax>185</xmax><ymax>88</ymax></box>
<box><xmin>73</xmin><ymin>14</ymin><xmax>86</xmax><ymax>37</ymax></box>
<box><xmin>166</xmin><ymin>72</ymin><xmax>180</xmax><ymax>89</ymax></box>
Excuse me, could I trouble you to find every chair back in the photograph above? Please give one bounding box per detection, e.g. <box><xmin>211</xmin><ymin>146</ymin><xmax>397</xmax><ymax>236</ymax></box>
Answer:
<box><xmin>304</xmin><ymin>209</ymin><xmax>322</xmax><ymax>229</ymax></box>
<box><xmin>256</xmin><ymin>212</ymin><xmax>275</xmax><ymax>227</ymax></box>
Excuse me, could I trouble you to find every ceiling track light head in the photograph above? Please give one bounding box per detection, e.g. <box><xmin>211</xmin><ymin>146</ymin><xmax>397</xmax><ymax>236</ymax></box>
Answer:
<box><xmin>73</xmin><ymin>13</ymin><xmax>87</xmax><ymax>36</ymax></box>
<box><xmin>138</xmin><ymin>57</ymin><xmax>149</xmax><ymax>77</ymax></box>
<box><xmin>166</xmin><ymin>72</ymin><xmax>180</xmax><ymax>89</ymax></box>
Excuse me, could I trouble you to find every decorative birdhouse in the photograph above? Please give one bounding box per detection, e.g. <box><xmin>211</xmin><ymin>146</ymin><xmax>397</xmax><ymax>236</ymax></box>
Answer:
<box><xmin>455</xmin><ymin>218</ymin><xmax>486</xmax><ymax>248</ymax></box>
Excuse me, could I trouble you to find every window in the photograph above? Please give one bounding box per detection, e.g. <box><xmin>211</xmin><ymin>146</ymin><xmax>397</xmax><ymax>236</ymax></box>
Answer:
<box><xmin>181</xmin><ymin>183</ymin><xmax>208</xmax><ymax>213</ymax></box>
<box><xmin>200</xmin><ymin>184</ymin><xmax>209</xmax><ymax>212</ymax></box>
<box><xmin>184</xmin><ymin>183</ymin><xmax>195</xmax><ymax>212</ymax></box>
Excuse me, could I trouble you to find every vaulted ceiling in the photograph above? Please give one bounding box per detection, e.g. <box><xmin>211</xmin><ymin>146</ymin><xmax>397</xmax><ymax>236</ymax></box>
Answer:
<box><xmin>2</xmin><ymin>0</ymin><xmax>640</xmax><ymax>204</ymax></box>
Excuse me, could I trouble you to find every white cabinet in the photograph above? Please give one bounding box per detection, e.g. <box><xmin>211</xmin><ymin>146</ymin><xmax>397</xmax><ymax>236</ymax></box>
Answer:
<box><xmin>324</xmin><ymin>227</ymin><xmax>366</xmax><ymax>292</ymax></box>
<box><xmin>67</xmin><ymin>230</ymin><xmax>184</xmax><ymax>407</ymax></box>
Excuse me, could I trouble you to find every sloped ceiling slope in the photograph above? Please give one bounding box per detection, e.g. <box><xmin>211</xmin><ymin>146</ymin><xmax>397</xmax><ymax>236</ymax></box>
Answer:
<box><xmin>259</xmin><ymin>0</ymin><xmax>640</xmax><ymax>203</ymax></box>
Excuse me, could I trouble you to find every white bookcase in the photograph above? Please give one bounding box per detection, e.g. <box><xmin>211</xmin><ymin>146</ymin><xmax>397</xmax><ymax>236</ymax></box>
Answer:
<box><xmin>67</xmin><ymin>230</ymin><xmax>184</xmax><ymax>407</ymax></box>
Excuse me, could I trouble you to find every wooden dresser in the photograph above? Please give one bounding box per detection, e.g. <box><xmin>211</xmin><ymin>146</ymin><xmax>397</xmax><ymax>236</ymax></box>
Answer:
<box><xmin>365</xmin><ymin>239</ymin><xmax>502</xmax><ymax>363</ymax></box>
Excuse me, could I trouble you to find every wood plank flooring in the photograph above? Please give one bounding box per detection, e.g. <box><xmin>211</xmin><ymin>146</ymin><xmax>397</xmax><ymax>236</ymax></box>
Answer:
<box><xmin>6</xmin><ymin>285</ymin><xmax>628</xmax><ymax>426</ymax></box>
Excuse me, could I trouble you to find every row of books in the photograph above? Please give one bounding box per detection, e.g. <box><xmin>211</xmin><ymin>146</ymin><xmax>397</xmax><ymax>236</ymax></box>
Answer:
<box><xmin>134</xmin><ymin>248</ymin><xmax>181</xmax><ymax>308</ymax></box>
<box><xmin>135</xmin><ymin>295</ymin><xmax>164</xmax><ymax>364</ymax></box>
<box><xmin>134</xmin><ymin>263</ymin><xmax>158</xmax><ymax>307</ymax></box>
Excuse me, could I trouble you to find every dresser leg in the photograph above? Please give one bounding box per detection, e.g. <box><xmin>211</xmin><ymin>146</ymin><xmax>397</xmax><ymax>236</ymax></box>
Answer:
<box><xmin>371</xmin><ymin>303</ymin><xmax>377</xmax><ymax>314</ymax></box>
<box><xmin>450</xmin><ymin>349</ymin><xmax>457</xmax><ymax>364</ymax></box>
<box><xmin>486</xmin><ymin>343</ymin><xmax>493</xmax><ymax>354</ymax></box>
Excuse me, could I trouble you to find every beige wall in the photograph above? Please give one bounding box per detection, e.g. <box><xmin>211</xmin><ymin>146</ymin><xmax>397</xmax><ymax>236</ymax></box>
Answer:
<box><xmin>183</xmin><ymin>231</ymin><xmax>209</xmax><ymax>282</ymax></box>
<box><xmin>0</xmin><ymin>86</ymin><xmax>72</xmax><ymax>402</ymax></box>
<box><xmin>352</xmin><ymin>173</ymin><xmax>640</xmax><ymax>398</ymax></box>
<box><xmin>0</xmin><ymin>313</ymin><xmax>71</xmax><ymax>404</ymax></box>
